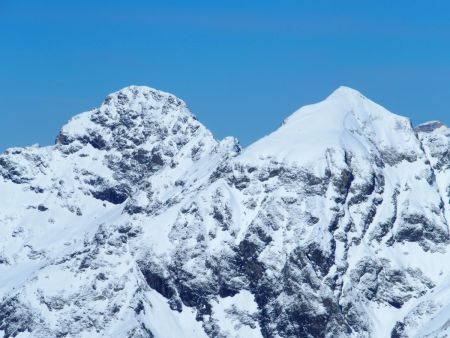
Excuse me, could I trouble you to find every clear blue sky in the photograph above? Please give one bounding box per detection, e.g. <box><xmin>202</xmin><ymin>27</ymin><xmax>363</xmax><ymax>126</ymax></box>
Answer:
<box><xmin>1</xmin><ymin>0</ymin><xmax>450</xmax><ymax>151</ymax></box>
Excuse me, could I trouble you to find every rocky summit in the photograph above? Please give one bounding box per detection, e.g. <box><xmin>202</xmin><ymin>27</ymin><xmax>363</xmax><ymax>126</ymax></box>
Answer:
<box><xmin>1</xmin><ymin>85</ymin><xmax>450</xmax><ymax>338</ymax></box>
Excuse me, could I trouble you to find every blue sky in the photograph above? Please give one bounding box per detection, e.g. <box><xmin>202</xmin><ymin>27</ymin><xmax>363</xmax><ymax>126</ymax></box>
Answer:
<box><xmin>1</xmin><ymin>0</ymin><xmax>450</xmax><ymax>151</ymax></box>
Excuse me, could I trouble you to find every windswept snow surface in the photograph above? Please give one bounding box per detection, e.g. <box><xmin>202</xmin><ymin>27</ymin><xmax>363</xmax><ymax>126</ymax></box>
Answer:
<box><xmin>1</xmin><ymin>85</ymin><xmax>450</xmax><ymax>337</ymax></box>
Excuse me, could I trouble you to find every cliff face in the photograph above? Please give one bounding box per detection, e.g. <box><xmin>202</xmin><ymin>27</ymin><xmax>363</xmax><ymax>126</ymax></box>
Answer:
<box><xmin>1</xmin><ymin>85</ymin><xmax>450</xmax><ymax>338</ymax></box>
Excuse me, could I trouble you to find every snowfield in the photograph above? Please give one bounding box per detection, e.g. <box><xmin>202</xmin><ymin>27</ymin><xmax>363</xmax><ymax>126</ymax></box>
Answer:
<box><xmin>1</xmin><ymin>85</ymin><xmax>450</xmax><ymax>337</ymax></box>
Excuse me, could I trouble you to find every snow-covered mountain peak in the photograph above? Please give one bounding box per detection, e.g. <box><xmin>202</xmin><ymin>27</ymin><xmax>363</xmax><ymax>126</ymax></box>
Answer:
<box><xmin>242</xmin><ymin>87</ymin><xmax>418</xmax><ymax>167</ymax></box>
<box><xmin>3</xmin><ymin>85</ymin><xmax>450</xmax><ymax>338</ymax></box>
<box><xmin>415</xmin><ymin>120</ymin><xmax>446</xmax><ymax>134</ymax></box>
<box><xmin>284</xmin><ymin>85</ymin><xmax>397</xmax><ymax>126</ymax></box>
<box><xmin>100</xmin><ymin>85</ymin><xmax>189</xmax><ymax>115</ymax></box>
<box><xmin>55</xmin><ymin>85</ymin><xmax>215</xmax><ymax>155</ymax></box>
<box><xmin>327</xmin><ymin>85</ymin><xmax>366</xmax><ymax>99</ymax></box>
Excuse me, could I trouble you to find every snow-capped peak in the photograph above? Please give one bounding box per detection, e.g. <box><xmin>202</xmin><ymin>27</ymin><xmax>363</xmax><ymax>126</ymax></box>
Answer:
<box><xmin>241</xmin><ymin>86</ymin><xmax>418</xmax><ymax>168</ymax></box>
<box><xmin>283</xmin><ymin>85</ymin><xmax>394</xmax><ymax>126</ymax></box>
<box><xmin>415</xmin><ymin>120</ymin><xmax>446</xmax><ymax>133</ymax></box>
<box><xmin>101</xmin><ymin>85</ymin><xmax>189</xmax><ymax>111</ymax></box>
<box><xmin>55</xmin><ymin>85</ymin><xmax>213</xmax><ymax>153</ymax></box>
<box><xmin>327</xmin><ymin>85</ymin><xmax>367</xmax><ymax>100</ymax></box>
<box><xmin>3</xmin><ymin>85</ymin><xmax>450</xmax><ymax>338</ymax></box>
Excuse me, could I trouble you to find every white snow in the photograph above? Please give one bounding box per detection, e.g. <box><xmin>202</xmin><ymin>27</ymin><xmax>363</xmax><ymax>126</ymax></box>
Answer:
<box><xmin>2</xmin><ymin>85</ymin><xmax>450</xmax><ymax>337</ymax></box>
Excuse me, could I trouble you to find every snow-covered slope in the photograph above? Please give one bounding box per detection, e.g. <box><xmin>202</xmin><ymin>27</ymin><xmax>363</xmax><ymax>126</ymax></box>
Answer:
<box><xmin>1</xmin><ymin>85</ymin><xmax>450</xmax><ymax>338</ymax></box>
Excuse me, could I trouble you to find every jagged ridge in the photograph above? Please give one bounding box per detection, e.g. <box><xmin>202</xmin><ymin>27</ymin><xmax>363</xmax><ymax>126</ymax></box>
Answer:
<box><xmin>1</xmin><ymin>86</ymin><xmax>450</xmax><ymax>338</ymax></box>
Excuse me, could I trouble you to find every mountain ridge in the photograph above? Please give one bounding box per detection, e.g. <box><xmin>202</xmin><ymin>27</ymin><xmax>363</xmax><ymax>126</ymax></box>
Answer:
<box><xmin>1</xmin><ymin>85</ymin><xmax>450</xmax><ymax>338</ymax></box>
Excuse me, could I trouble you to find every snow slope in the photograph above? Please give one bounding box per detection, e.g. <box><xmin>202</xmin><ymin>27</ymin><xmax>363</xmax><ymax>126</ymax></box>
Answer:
<box><xmin>1</xmin><ymin>85</ymin><xmax>450</xmax><ymax>338</ymax></box>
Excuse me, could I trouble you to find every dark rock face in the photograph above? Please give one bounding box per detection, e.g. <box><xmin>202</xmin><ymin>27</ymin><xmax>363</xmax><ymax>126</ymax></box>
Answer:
<box><xmin>91</xmin><ymin>185</ymin><xmax>129</xmax><ymax>204</ymax></box>
<box><xmin>37</xmin><ymin>204</ymin><xmax>49</xmax><ymax>211</ymax></box>
<box><xmin>0</xmin><ymin>154</ymin><xmax>35</xmax><ymax>184</ymax></box>
<box><xmin>256</xmin><ymin>248</ymin><xmax>350</xmax><ymax>338</ymax></box>
<box><xmin>0</xmin><ymin>297</ymin><xmax>36</xmax><ymax>338</ymax></box>
<box><xmin>391</xmin><ymin>322</ymin><xmax>407</xmax><ymax>338</ymax></box>
<box><xmin>138</xmin><ymin>262</ymin><xmax>176</xmax><ymax>300</ymax></box>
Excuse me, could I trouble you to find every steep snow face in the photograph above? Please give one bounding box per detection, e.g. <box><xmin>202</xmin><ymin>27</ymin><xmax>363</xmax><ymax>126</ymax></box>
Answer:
<box><xmin>243</xmin><ymin>86</ymin><xmax>420</xmax><ymax>167</ymax></box>
<box><xmin>1</xmin><ymin>85</ymin><xmax>450</xmax><ymax>338</ymax></box>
